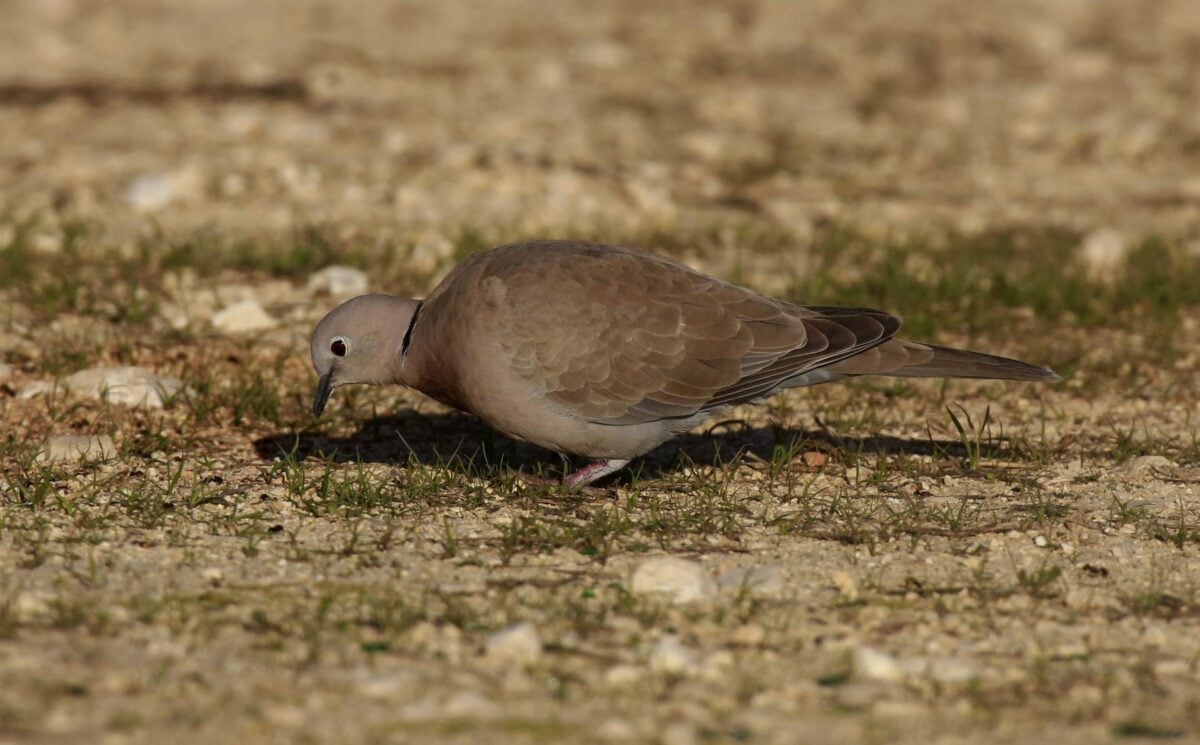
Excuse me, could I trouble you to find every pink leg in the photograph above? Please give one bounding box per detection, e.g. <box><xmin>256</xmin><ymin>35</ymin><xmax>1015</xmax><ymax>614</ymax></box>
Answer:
<box><xmin>564</xmin><ymin>459</ymin><xmax>630</xmax><ymax>489</ymax></box>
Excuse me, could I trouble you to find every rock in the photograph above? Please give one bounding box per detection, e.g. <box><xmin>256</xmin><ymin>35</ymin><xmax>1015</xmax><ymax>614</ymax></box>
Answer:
<box><xmin>1079</xmin><ymin>229</ymin><xmax>1127</xmax><ymax>282</ymax></box>
<box><xmin>603</xmin><ymin>664</ymin><xmax>643</xmax><ymax>686</ymax></box>
<box><xmin>852</xmin><ymin>646</ymin><xmax>906</xmax><ymax>683</ymax></box>
<box><xmin>307</xmin><ymin>266</ymin><xmax>368</xmax><ymax>297</ymax></box>
<box><xmin>15</xmin><ymin>591</ymin><xmax>53</xmax><ymax>621</ymax></box>
<box><xmin>126</xmin><ymin>172</ymin><xmax>176</xmax><ymax>211</ymax></box>
<box><xmin>649</xmin><ymin>635</ymin><xmax>695</xmax><ymax>675</ymax></box>
<box><xmin>17</xmin><ymin>381</ymin><xmax>52</xmax><ymax>400</ymax></box>
<box><xmin>125</xmin><ymin>165</ymin><xmax>204</xmax><ymax>212</ymax></box>
<box><xmin>1123</xmin><ymin>455</ymin><xmax>1174</xmax><ymax>473</ymax></box>
<box><xmin>0</xmin><ymin>361</ymin><xmax>12</xmax><ymax>381</ymax></box>
<box><xmin>630</xmin><ymin>557</ymin><xmax>715</xmax><ymax>604</ymax></box>
<box><xmin>38</xmin><ymin>434</ymin><xmax>116</xmax><ymax>463</ymax></box>
<box><xmin>831</xmin><ymin>570</ymin><xmax>859</xmax><ymax>600</ymax></box>
<box><xmin>716</xmin><ymin>565</ymin><xmax>784</xmax><ymax>597</ymax></box>
<box><xmin>68</xmin><ymin>366</ymin><xmax>183</xmax><ymax>408</ymax></box>
<box><xmin>21</xmin><ymin>368</ymin><xmax>182</xmax><ymax>408</ymax></box>
<box><xmin>211</xmin><ymin>300</ymin><xmax>276</xmax><ymax>334</ymax></box>
<box><xmin>484</xmin><ymin>622</ymin><xmax>542</xmax><ymax>666</ymax></box>
<box><xmin>927</xmin><ymin>656</ymin><xmax>979</xmax><ymax>684</ymax></box>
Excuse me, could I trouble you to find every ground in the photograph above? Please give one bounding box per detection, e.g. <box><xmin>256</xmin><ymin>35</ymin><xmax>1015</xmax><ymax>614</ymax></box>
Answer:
<box><xmin>2</xmin><ymin>1</ymin><xmax>1200</xmax><ymax>743</ymax></box>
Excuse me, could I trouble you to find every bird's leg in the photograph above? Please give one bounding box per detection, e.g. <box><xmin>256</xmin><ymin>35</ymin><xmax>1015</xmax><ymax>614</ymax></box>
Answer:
<box><xmin>564</xmin><ymin>459</ymin><xmax>630</xmax><ymax>489</ymax></box>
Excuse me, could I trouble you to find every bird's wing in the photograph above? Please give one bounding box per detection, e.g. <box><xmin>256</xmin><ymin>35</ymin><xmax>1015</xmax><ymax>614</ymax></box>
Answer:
<box><xmin>479</xmin><ymin>241</ymin><xmax>901</xmax><ymax>426</ymax></box>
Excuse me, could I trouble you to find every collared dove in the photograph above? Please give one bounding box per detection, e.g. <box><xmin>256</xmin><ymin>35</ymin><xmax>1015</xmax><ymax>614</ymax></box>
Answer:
<box><xmin>311</xmin><ymin>240</ymin><xmax>1058</xmax><ymax>487</ymax></box>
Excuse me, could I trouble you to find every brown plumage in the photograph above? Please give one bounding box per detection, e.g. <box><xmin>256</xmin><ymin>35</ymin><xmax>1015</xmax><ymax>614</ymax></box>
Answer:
<box><xmin>310</xmin><ymin>240</ymin><xmax>1058</xmax><ymax>487</ymax></box>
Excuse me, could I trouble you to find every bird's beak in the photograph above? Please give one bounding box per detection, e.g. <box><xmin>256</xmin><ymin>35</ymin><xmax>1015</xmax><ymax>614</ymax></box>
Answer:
<box><xmin>313</xmin><ymin>372</ymin><xmax>334</xmax><ymax>417</ymax></box>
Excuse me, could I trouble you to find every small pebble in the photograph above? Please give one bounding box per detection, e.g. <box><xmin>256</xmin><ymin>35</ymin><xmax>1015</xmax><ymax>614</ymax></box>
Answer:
<box><xmin>631</xmin><ymin>557</ymin><xmax>715</xmax><ymax>604</ymax></box>
<box><xmin>831</xmin><ymin>570</ymin><xmax>859</xmax><ymax>599</ymax></box>
<box><xmin>1122</xmin><ymin>455</ymin><xmax>1173</xmax><ymax>473</ymax></box>
<box><xmin>307</xmin><ymin>265</ymin><xmax>369</xmax><ymax>297</ymax></box>
<box><xmin>212</xmin><ymin>300</ymin><xmax>277</xmax><ymax>334</ymax></box>
<box><xmin>716</xmin><ymin>565</ymin><xmax>784</xmax><ymax>597</ymax></box>
<box><xmin>38</xmin><ymin>434</ymin><xmax>116</xmax><ymax>464</ymax></box>
<box><xmin>649</xmin><ymin>635</ymin><xmax>695</xmax><ymax>675</ymax></box>
<box><xmin>484</xmin><ymin>622</ymin><xmax>542</xmax><ymax>666</ymax></box>
<box><xmin>1079</xmin><ymin>228</ymin><xmax>1127</xmax><ymax>281</ymax></box>
<box><xmin>852</xmin><ymin>646</ymin><xmax>906</xmax><ymax>683</ymax></box>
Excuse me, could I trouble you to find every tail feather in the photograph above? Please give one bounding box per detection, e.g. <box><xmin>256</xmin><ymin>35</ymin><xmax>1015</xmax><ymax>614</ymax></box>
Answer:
<box><xmin>885</xmin><ymin>343</ymin><xmax>1059</xmax><ymax>382</ymax></box>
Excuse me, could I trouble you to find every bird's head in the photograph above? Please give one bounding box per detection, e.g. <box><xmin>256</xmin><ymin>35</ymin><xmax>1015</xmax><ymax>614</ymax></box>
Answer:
<box><xmin>310</xmin><ymin>293</ymin><xmax>421</xmax><ymax>417</ymax></box>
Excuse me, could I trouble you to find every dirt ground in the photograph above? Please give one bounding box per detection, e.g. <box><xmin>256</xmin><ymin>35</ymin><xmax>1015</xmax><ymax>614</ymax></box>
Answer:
<box><xmin>2</xmin><ymin>1</ymin><xmax>1200</xmax><ymax>743</ymax></box>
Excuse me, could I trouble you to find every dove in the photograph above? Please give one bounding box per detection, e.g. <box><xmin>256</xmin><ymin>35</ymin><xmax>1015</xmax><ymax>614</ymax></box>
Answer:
<box><xmin>310</xmin><ymin>240</ymin><xmax>1058</xmax><ymax>487</ymax></box>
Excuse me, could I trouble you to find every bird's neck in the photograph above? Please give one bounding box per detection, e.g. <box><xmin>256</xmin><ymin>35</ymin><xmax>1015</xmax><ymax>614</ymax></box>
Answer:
<box><xmin>394</xmin><ymin>300</ymin><xmax>471</xmax><ymax>412</ymax></box>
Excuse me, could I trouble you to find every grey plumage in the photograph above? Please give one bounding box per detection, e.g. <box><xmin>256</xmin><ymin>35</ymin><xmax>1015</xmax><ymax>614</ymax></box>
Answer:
<box><xmin>310</xmin><ymin>240</ymin><xmax>1058</xmax><ymax>487</ymax></box>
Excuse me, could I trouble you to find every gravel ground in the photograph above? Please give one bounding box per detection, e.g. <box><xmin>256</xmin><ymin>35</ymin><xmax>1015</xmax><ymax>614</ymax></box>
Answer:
<box><xmin>1</xmin><ymin>2</ymin><xmax>1199</xmax><ymax>744</ymax></box>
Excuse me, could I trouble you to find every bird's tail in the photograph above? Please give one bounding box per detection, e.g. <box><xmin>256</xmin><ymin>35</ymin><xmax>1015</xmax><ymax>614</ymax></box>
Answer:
<box><xmin>826</xmin><ymin>340</ymin><xmax>1059</xmax><ymax>382</ymax></box>
<box><xmin>886</xmin><ymin>344</ymin><xmax>1059</xmax><ymax>381</ymax></box>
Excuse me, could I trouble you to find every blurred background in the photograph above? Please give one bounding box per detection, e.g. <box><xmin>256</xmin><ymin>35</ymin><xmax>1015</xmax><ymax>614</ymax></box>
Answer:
<box><xmin>4</xmin><ymin>0</ymin><xmax>1200</xmax><ymax>251</ymax></box>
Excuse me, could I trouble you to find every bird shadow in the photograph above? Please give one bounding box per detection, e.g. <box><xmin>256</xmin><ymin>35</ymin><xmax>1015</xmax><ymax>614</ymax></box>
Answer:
<box><xmin>252</xmin><ymin>410</ymin><xmax>1022</xmax><ymax>483</ymax></box>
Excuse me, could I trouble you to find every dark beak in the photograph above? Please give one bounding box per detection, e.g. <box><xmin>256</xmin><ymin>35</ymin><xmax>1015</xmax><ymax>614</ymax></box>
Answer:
<box><xmin>313</xmin><ymin>372</ymin><xmax>334</xmax><ymax>417</ymax></box>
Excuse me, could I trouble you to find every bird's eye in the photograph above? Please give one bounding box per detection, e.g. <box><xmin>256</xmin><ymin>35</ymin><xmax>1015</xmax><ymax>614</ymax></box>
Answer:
<box><xmin>330</xmin><ymin>338</ymin><xmax>348</xmax><ymax>357</ymax></box>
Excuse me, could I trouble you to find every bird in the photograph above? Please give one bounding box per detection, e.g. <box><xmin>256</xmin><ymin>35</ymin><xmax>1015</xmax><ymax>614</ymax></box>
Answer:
<box><xmin>310</xmin><ymin>240</ymin><xmax>1058</xmax><ymax>488</ymax></box>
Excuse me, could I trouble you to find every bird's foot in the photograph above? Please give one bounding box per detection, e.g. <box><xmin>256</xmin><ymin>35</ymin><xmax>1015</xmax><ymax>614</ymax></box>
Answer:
<box><xmin>564</xmin><ymin>459</ymin><xmax>630</xmax><ymax>490</ymax></box>
<box><xmin>511</xmin><ymin>458</ymin><xmax>630</xmax><ymax>491</ymax></box>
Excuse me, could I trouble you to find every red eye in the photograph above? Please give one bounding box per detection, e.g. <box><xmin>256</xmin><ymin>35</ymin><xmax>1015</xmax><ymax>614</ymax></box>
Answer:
<box><xmin>330</xmin><ymin>338</ymin><xmax>347</xmax><ymax>357</ymax></box>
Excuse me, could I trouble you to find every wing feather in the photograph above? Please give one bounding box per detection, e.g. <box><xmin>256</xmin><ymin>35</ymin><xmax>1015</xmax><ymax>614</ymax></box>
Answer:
<box><xmin>471</xmin><ymin>241</ymin><xmax>902</xmax><ymax>425</ymax></box>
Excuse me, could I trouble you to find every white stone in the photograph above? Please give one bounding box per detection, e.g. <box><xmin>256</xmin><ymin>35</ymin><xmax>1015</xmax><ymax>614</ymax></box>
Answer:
<box><xmin>1123</xmin><ymin>455</ymin><xmax>1174</xmax><ymax>473</ymax></box>
<box><xmin>852</xmin><ymin>646</ymin><xmax>906</xmax><ymax>683</ymax></box>
<box><xmin>603</xmin><ymin>664</ymin><xmax>643</xmax><ymax>686</ymax></box>
<box><xmin>63</xmin><ymin>366</ymin><xmax>183</xmax><ymax>408</ymax></box>
<box><xmin>484</xmin><ymin>622</ymin><xmax>542</xmax><ymax>666</ymax></box>
<box><xmin>649</xmin><ymin>634</ymin><xmax>695</xmax><ymax>675</ymax></box>
<box><xmin>15</xmin><ymin>591</ymin><xmax>53</xmax><ymax>621</ymax></box>
<box><xmin>125</xmin><ymin>165</ymin><xmax>204</xmax><ymax>212</ymax></box>
<box><xmin>38</xmin><ymin>434</ymin><xmax>116</xmax><ymax>463</ymax></box>
<box><xmin>211</xmin><ymin>300</ymin><xmax>276</xmax><ymax>334</ymax></box>
<box><xmin>1079</xmin><ymin>228</ymin><xmax>1128</xmax><ymax>281</ymax></box>
<box><xmin>307</xmin><ymin>265</ymin><xmax>368</xmax><ymax>297</ymax></box>
<box><xmin>68</xmin><ymin>367</ymin><xmax>179</xmax><ymax>408</ymax></box>
<box><xmin>17</xmin><ymin>381</ymin><xmax>52</xmax><ymax>399</ymax></box>
<box><xmin>630</xmin><ymin>557</ymin><xmax>715</xmax><ymax>604</ymax></box>
<box><xmin>716</xmin><ymin>565</ymin><xmax>784</xmax><ymax>597</ymax></box>
<box><xmin>126</xmin><ymin>172</ymin><xmax>175</xmax><ymax>211</ymax></box>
